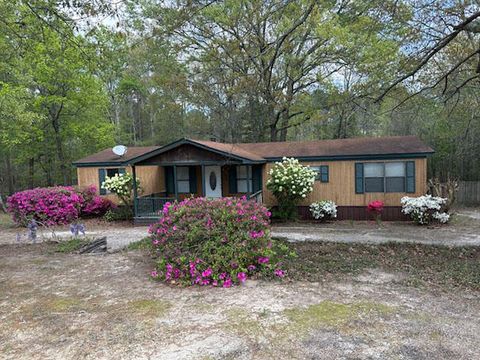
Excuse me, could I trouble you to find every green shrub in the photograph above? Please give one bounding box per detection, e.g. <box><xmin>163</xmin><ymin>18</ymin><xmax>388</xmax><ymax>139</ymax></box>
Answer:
<box><xmin>103</xmin><ymin>206</ymin><xmax>133</xmax><ymax>222</ymax></box>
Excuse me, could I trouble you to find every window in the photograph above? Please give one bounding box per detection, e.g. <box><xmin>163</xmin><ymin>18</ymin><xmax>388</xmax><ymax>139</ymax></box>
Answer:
<box><xmin>364</xmin><ymin>163</ymin><xmax>384</xmax><ymax>192</ymax></box>
<box><xmin>362</xmin><ymin>162</ymin><xmax>407</xmax><ymax>193</ymax></box>
<box><xmin>176</xmin><ymin>166</ymin><xmax>190</xmax><ymax>193</ymax></box>
<box><xmin>236</xmin><ymin>165</ymin><xmax>252</xmax><ymax>193</ymax></box>
<box><xmin>312</xmin><ymin>165</ymin><xmax>329</xmax><ymax>182</ymax></box>
<box><xmin>385</xmin><ymin>162</ymin><xmax>405</xmax><ymax>192</ymax></box>
<box><xmin>106</xmin><ymin>168</ymin><xmax>122</xmax><ymax>178</ymax></box>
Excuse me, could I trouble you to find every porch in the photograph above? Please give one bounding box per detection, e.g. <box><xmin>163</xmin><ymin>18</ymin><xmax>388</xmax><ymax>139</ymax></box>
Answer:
<box><xmin>127</xmin><ymin>139</ymin><xmax>265</xmax><ymax>222</ymax></box>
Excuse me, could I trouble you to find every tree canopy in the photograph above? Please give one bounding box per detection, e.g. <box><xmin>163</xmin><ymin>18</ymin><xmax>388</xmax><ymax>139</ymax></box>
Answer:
<box><xmin>0</xmin><ymin>0</ymin><xmax>479</xmax><ymax>194</ymax></box>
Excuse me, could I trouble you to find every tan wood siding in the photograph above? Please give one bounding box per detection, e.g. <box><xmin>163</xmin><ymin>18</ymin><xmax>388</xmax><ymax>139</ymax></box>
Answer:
<box><xmin>76</xmin><ymin>166</ymin><xmax>165</xmax><ymax>203</ymax></box>
<box><xmin>262</xmin><ymin>158</ymin><xmax>428</xmax><ymax>207</ymax></box>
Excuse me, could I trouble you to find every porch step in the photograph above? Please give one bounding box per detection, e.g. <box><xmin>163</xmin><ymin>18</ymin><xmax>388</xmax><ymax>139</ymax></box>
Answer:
<box><xmin>134</xmin><ymin>217</ymin><xmax>160</xmax><ymax>225</ymax></box>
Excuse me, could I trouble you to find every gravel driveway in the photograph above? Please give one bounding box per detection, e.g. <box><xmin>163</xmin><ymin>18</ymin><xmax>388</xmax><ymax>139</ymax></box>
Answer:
<box><xmin>2</xmin><ymin>213</ymin><xmax>479</xmax><ymax>250</ymax></box>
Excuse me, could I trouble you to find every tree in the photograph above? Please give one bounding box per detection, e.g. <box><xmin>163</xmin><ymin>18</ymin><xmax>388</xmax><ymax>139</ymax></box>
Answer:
<box><xmin>146</xmin><ymin>0</ymin><xmax>407</xmax><ymax>141</ymax></box>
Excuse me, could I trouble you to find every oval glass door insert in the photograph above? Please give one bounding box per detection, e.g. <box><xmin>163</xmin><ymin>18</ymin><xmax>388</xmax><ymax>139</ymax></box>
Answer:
<box><xmin>209</xmin><ymin>171</ymin><xmax>217</xmax><ymax>190</ymax></box>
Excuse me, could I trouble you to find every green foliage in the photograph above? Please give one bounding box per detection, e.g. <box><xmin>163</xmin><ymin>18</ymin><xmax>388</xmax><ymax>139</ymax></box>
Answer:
<box><xmin>55</xmin><ymin>238</ymin><xmax>89</xmax><ymax>253</ymax></box>
<box><xmin>1</xmin><ymin>0</ymin><xmax>479</xmax><ymax>196</ymax></box>
<box><xmin>103</xmin><ymin>206</ymin><xmax>133</xmax><ymax>222</ymax></box>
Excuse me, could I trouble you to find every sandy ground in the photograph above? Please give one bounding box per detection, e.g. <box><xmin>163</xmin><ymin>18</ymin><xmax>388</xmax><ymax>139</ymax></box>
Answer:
<box><xmin>1</xmin><ymin>243</ymin><xmax>479</xmax><ymax>360</ymax></box>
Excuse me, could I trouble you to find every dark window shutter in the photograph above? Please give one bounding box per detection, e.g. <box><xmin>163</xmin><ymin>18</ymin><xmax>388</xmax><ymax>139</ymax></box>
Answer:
<box><xmin>165</xmin><ymin>166</ymin><xmax>174</xmax><ymax>194</ymax></box>
<box><xmin>252</xmin><ymin>165</ymin><xmax>262</xmax><ymax>192</ymax></box>
<box><xmin>189</xmin><ymin>166</ymin><xmax>197</xmax><ymax>194</ymax></box>
<box><xmin>406</xmin><ymin>161</ymin><xmax>415</xmax><ymax>193</ymax></box>
<box><xmin>355</xmin><ymin>163</ymin><xmax>364</xmax><ymax>194</ymax></box>
<box><xmin>228</xmin><ymin>166</ymin><xmax>237</xmax><ymax>194</ymax></box>
<box><xmin>98</xmin><ymin>169</ymin><xmax>106</xmax><ymax>195</ymax></box>
<box><xmin>320</xmin><ymin>165</ymin><xmax>329</xmax><ymax>183</ymax></box>
<box><xmin>118</xmin><ymin>168</ymin><xmax>126</xmax><ymax>175</ymax></box>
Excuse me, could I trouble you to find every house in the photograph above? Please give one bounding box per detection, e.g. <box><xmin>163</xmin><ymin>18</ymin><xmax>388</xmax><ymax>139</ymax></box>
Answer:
<box><xmin>73</xmin><ymin>136</ymin><xmax>434</xmax><ymax>222</ymax></box>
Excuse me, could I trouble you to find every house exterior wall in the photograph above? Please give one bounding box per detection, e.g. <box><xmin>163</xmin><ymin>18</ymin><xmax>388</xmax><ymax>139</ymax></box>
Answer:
<box><xmin>76</xmin><ymin>166</ymin><xmax>165</xmax><ymax>203</ymax></box>
<box><xmin>261</xmin><ymin>158</ymin><xmax>428</xmax><ymax>207</ymax></box>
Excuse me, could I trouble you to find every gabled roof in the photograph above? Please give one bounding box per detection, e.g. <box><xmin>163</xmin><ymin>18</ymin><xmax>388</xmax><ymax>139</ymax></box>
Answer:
<box><xmin>234</xmin><ymin>135</ymin><xmax>434</xmax><ymax>160</ymax></box>
<box><xmin>73</xmin><ymin>136</ymin><xmax>433</xmax><ymax>167</ymax></box>
<box><xmin>73</xmin><ymin>146</ymin><xmax>160</xmax><ymax>166</ymax></box>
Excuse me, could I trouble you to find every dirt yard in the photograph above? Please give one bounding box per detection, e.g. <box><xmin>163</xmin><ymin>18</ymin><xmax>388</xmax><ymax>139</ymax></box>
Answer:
<box><xmin>1</xmin><ymin>241</ymin><xmax>480</xmax><ymax>360</ymax></box>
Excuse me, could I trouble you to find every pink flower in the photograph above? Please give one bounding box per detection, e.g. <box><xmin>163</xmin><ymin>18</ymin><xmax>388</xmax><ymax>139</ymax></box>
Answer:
<box><xmin>212</xmin><ymin>280</ymin><xmax>218</xmax><ymax>287</ymax></box>
<box><xmin>152</xmin><ymin>239</ymin><xmax>159</xmax><ymax>245</ymax></box>
<box><xmin>274</xmin><ymin>269</ymin><xmax>285</xmax><ymax>277</ymax></box>
<box><xmin>247</xmin><ymin>265</ymin><xmax>256</xmax><ymax>272</ymax></box>
<box><xmin>202</xmin><ymin>268</ymin><xmax>212</xmax><ymax>277</ymax></box>
<box><xmin>258</xmin><ymin>257</ymin><xmax>269</xmax><ymax>264</ymax></box>
<box><xmin>219</xmin><ymin>272</ymin><xmax>227</xmax><ymax>280</ymax></box>
<box><xmin>150</xmin><ymin>270</ymin><xmax>158</xmax><ymax>277</ymax></box>
<box><xmin>223</xmin><ymin>278</ymin><xmax>232</xmax><ymax>288</ymax></box>
<box><xmin>237</xmin><ymin>272</ymin><xmax>247</xmax><ymax>283</ymax></box>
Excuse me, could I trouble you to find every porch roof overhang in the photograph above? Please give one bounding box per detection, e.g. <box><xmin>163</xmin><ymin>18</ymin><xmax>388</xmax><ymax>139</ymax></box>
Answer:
<box><xmin>125</xmin><ymin>138</ymin><xmax>266</xmax><ymax>166</ymax></box>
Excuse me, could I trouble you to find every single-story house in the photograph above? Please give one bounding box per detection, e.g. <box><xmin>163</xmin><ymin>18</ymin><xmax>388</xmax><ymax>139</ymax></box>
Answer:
<box><xmin>73</xmin><ymin>136</ymin><xmax>434</xmax><ymax>222</ymax></box>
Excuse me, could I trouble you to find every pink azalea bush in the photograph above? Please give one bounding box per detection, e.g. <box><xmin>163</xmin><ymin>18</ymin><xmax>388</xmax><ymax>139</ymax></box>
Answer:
<box><xmin>367</xmin><ymin>200</ymin><xmax>384</xmax><ymax>224</ymax></box>
<box><xmin>79</xmin><ymin>185</ymin><xmax>115</xmax><ymax>217</ymax></box>
<box><xmin>7</xmin><ymin>185</ymin><xmax>114</xmax><ymax>226</ymax></box>
<box><xmin>149</xmin><ymin>197</ymin><xmax>292</xmax><ymax>287</ymax></box>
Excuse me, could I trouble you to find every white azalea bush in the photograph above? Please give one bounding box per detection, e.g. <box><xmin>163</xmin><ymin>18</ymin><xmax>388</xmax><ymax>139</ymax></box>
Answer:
<box><xmin>401</xmin><ymin>195</ymin><xmax>450</xmax><ymax>225</ymax></box>
<box><xmin>102</xmin><ymin>173</ymin><xmax>139</xmax><ymax>206</ymax></box>
<box><xmin>310</xmin><ymin>200</ymin><xmax>337</xmax><ymax>221</ymax></box>
<box><xmin>266</xmin><ymin>157</ymin><xmax>316</xmax><ymax>219</ymax></box>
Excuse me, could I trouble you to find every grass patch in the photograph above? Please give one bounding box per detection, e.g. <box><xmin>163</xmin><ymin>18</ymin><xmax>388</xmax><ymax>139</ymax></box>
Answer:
<box><xmin>0</xmin><ymin>213</ymin><xmax>15</xmax><ymax>230</ymax></box>
<box><xmin>127</xmin><ymin>299</ymin><xmax>171</xmax><ymax>317</ymax></box>
<box><xmin>284</xmin><ymin>300</ymin><xmax>395</xmax><ymax>331</ymax></box>
<box><xmin>55</xmin><ymin>238</ymin><xmax>89</xmax><ymax>253</ymax></box>
<box><xmin>126</xmin><ymin>237</ymin><xmax>151</xmax><ymax>251</ymax></box>
<box><xmin>284</xmin><ymin>240</ymin><xmax>480</xmax><ymax>291</ymax></box>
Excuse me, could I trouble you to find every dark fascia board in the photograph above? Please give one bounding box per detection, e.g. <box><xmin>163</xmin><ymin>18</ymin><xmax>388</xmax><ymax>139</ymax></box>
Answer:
<box><xmin>264</xmin><ymin>152</ymin><xmax>434</xmax><ymax>162</ymax></box>
<box><xmin>126</xmin><ymin>138</ymin><xmax>266</xmax><ymax>165</ymax></box>
<box><xmin>73</xmin><ymin>161</ymin><xmax>128</xmax><ymax>168</ymax></box>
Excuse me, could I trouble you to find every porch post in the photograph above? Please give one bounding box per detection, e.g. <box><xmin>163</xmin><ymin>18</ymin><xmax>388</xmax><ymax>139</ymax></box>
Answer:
<box><xmin>132</xmin><ymin>165</ymin><xmax>138</xmax><ymax>217</ymax></box>
<box><xmin>173</xmin><ymin>165</ymin><xmax>178</xmax><ymax>200</ymax></box>
<box><xmin>201</xmin><ymin>164</ymin><xmax>206</xmax><ymax>197</ymax></box>
<box><xmin>247</xmin><ymin>165</ymin><xmax>252</xmax><ymax>194</ymax></box>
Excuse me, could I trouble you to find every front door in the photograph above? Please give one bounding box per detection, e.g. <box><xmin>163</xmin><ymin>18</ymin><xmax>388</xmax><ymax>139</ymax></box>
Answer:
<box><xmin>204</xmin><ymin>165</ymin><xmax>222</xmax><ymax>198</ymax></box>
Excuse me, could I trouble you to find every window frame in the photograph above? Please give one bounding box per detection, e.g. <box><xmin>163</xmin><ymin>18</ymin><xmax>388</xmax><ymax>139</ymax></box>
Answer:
<box><xmin>176</xmin><ymin>166</ymin><xmax>191</xmax><ymax>194</ymax></box>
<box><xmin>312</xmin><ymin>165</ymin><xmax>329</xmax><ymax>183</ymax></box>
<box><xmin>362</xmin><ymin>161</ymin><xmax>407</xmax><ymax>193</ymax></box>
<box><xmin>236</xmin><ymin>165</ymin><xmax>252</xmax><ymax>193</ymax></box>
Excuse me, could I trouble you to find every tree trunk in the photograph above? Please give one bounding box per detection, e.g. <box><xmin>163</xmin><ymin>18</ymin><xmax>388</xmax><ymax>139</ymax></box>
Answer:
<box><xmin>4</xmin><ymin>152</ymin><xmax>14</xmax><ymax>194</ymax></box>
<box><xmin>49</xmin><ymin>103</ymin><xmax>71</xmax><ymax>185</ymax></box>
<box><xmin>29</xmin><ymin>158</ymin><xmax>35</xmax><ymax>189</ymax></box>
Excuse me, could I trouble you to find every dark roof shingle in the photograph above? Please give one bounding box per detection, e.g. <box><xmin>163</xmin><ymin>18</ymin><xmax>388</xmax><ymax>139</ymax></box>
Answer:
<box><xmin>234</xmin><ymin>136</ymin><xmax>433</xmax><ymax>159</ymax></box>
<box><xmin>74</xmin><ymin>136</ymin><xmax>433</xmax><ymax>165</ymax></box>
<box><xmin>73</xmin><ymin>146</ymin><xmax>160</xmax><ymax>165</ymax></box>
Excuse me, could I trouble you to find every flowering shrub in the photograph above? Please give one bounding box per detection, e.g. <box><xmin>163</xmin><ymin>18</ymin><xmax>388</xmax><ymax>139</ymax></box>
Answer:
<box><xmin>401</xmin><ymin>195</ymin><xmax>450</xmax><ymax>225</ymax></box>
<box><xmin>79</xmin><ymin>185</ymin><xmax>115</xmax><ymax>216</ymax></box>
<box><xmin>367</xmin><ymin>200</ymin><xmax>384</xmax><ymax>224</ymax></box>
<box><xmin>367</xmin><ymin>200</ymin><xmax>384</xmax><ymax>215</ymax></box>
<box><xmin>149</xmin><ymin>197</ymin><xmax>293</xmax><ymax>287</ymax></box>
<box><xmin>309</xmin><ymin>200</ymin><xmax>337</xmax><ymax>221</ymax></box>
<box><xmin>7</xmin><ymin>185</ymin><xmax>115</xmax><ymax>226</ymax></box>
<box><xmin>7</xmin><ymin>186</ymin><xmax>84</xmax><ymax>226</ymax></box>
<box><xmin>266</xmin><ymin>157</ymin><xmax>316</xmax><ymax>219</ymax></box>
<box><xmin>101</xmin><ymin>173</ymin><xmax>139</xmax><ymax>206</ymax></box>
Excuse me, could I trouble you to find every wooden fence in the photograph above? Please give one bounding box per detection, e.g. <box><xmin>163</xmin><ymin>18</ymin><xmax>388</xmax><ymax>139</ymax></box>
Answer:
<box><xmin>456</xmin><ymin>181</ymin><xmax>480</xmax><ymax>205</ymax></box>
